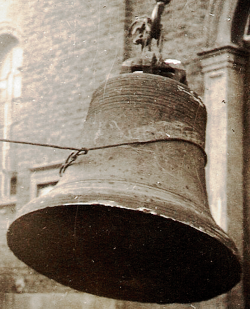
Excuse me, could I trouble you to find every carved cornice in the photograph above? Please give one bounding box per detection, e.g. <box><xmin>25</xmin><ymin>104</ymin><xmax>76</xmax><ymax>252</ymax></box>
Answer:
<box><xmin>198</xmin><ymin>45</ymin><xmax>249</xmax><ymax>58</ymax></box>
<box><xmin>198</xmin><ymin>45</ymin><xmax>249</xmax><ymax>73</ymax></box>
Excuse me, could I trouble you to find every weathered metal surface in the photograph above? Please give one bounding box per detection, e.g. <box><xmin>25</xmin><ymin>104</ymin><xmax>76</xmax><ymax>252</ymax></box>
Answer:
<box><xmin>121</xmin><ymin>54</ymin><xmax>188</xmax><ymax>84</ymax></box>
<box><xmin>129</xmin><ymin>0</ymin><xmax>171</xmax><ymax>51</ymax></box>
<box><xmin>7</xmin><ymin>73</ymin><xmax>241</xmax><ymax>304</ymax></box>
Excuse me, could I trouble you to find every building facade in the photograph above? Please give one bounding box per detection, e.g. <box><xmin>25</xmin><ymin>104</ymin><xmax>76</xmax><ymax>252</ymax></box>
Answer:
<box><xmin>0</xmin><ymin>0</ymin><xmax>249</xmax><ymax>308</ymax></box>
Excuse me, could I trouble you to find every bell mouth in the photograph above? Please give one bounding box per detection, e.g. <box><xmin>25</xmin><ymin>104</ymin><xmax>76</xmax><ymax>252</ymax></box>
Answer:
<box><xmin>7</xmin><ymin>203</ymin><xmax>241</xmax><ymax>304</ymax></box>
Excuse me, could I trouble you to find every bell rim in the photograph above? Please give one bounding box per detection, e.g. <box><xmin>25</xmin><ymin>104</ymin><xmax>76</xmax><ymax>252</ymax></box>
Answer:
<box><xmin>11</xmin><ymin>179</ymin><xmax>240</xmax><ymax>258</ymax></box>
<box><xmin>8</xmin><ymin>200</ymin><xmax>242</xmax><ymax>304</ymax></box>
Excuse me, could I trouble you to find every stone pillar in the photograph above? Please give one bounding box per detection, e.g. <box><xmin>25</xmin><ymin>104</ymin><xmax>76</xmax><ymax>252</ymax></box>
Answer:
<box><xmin>242</xmin><ymin>51</ymin><xmax>250</xmax><ymax>309</ymax></box>
<box><xmin>199</xmin><ymin>46</ymin><xmax>248</xmax><ymax>308</ymax></box>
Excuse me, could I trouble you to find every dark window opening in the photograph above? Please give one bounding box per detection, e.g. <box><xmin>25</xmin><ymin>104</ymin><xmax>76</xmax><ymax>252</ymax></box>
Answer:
<box><xmin>10</xmin><ymin>176</ymin><xmax>17</xmax><ymax>196</ymax></box>
<box><xmin>245</xmin><ymin>15</ymin><xmax>250</xmax><ymax>36</ymax></box>
<box><xmin>246</xmin><ymin>21</ymin><xmax>250</xmax><ymax>36</ymax></box>
<box><xmin>37</xmin><ymin>182</ymin><xmax>58</xmax><ymax>197</ymax></box>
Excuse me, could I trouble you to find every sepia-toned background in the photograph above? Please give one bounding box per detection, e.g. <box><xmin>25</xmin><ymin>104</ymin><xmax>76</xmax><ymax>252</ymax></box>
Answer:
<box><xmin>0</xmin><ymin>0</ymin><xmax>249</xmax><ymax>308</ymax></box>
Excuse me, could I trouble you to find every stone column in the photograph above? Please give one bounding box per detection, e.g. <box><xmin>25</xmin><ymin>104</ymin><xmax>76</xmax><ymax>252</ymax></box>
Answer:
<box><xmin>199</xmin><ymin>46</ymin><xmax>248</xmax><ymax>308</ymax></box>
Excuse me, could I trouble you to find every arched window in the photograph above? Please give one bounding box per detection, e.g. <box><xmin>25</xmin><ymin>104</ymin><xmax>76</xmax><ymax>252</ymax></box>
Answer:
<box><xmin>0</xmin><ymin>34</ymin><xmax>22</xmax><ymax>199</ymax></box>
<box><xmin>244</xmin><ymin>15</ymin><xmax>250</xmax><ymax>45</ymax></box>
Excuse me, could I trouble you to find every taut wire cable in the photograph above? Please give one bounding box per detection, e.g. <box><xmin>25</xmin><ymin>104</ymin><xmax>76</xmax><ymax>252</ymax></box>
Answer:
<box><xmin>0</xmin><ymin>137</ymin><xmax>207</xmax><ymax>176</ymax></box>
<box><xmin>0</xmin><ymin>138</ymin><xmax>80</xmax><ymax>151</ymax></box>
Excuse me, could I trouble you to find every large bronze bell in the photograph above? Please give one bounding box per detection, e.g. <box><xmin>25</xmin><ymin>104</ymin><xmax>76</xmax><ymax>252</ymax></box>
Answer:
<box><xmin>7</xmin><ymin>68</ymin><xmax>241</xmax><ymax>304</ymax></box>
